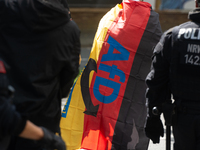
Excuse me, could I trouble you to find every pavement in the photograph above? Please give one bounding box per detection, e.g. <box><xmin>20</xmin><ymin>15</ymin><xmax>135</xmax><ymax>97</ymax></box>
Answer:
<box><xmin>61</xmin><ymin>47</ymin><xmax>174</xmax><ymax>150</ymax></box>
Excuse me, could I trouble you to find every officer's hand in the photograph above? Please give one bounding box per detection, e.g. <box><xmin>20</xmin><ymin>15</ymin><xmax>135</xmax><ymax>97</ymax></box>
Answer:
<box><xmin>145</xmin><ymin>116</ymin><xmax>164</xmax><ymax>144</ymax></box>
<box><xmin>39</xmin><ymin>127</ymin><xmax>66</xmax><ymax>150</ymax></box>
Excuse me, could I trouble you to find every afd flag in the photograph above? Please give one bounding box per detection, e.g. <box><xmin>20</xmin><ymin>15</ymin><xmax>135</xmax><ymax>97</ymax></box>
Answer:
<box><xmin>60</xmin><ymin>0</ymin><xmax>162</xmax><ymax>150</ymax></box>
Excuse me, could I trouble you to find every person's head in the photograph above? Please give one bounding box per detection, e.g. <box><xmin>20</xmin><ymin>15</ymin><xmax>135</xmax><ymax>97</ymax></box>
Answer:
<box><xmin>196</xmin><ymin>0</ymin><xmax>200</xmax><ymax>7</ymax></box>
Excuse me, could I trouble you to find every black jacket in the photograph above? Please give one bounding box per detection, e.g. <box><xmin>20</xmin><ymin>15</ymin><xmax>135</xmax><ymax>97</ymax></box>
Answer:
<box><xmin>0</xmin><ymin>59</ymin><xmax>26</xmax><ymax>149</ymax></box>
<box><xmin>0</xmin><ymin>0</ymin><xmax>81</xmax><ymax>132</ymax></box>
<box><xmin>146</xmin><ymin>8</ymin><xmax>200</xmax><ymax>108</ymax></box>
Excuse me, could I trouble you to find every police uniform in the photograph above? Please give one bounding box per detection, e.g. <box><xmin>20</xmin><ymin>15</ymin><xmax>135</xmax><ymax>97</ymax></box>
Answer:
<box><xmin>145</xmin><ymin>8</ymin><xmax>200</xmax><ymax>150</ymax></box>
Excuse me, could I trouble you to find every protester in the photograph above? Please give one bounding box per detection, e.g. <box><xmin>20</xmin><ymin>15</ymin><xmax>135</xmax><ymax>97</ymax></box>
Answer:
<box><xmin>0</xmin><ymin>0</ymin><xmax>81</xmax><ymax>149</ymax></box>
<box><xmin>145</xmin><ymin>0</ymin><xmax>200</xmax><ymax>149</ymax></box>
<box><xmin>0</xmin><ymin>59</ymin><xmax>66</xmax><ymax>150</ymax></box>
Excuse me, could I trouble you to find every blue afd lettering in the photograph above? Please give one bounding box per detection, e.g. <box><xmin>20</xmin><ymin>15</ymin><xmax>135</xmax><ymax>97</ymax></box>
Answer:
<box><xmin>101</xmin><ymin>36</ymin><xmax>130</xmax><ymax>62</ymax></box>
<box><xmin>93</xmin><ymin>76</ymin><xmax>120</xmax><ymax>104</ymax></box>
<box><xmin>93</xmin><ymin>36</ymin><xmax>130</xmax><ymax>104</ymax></box>
<box><xmin>99</xmin><ymin>64</ymin><xmax>125</xmax><ymax>83</ymax></box>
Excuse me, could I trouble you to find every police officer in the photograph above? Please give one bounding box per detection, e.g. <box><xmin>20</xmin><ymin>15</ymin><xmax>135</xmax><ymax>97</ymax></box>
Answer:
<box><xmin>145</xmin><ymin>0</ymin><xmax>200</xmax><ymax>149</ymax></box>
<box><xmin>0</xmin><ymin>59</ymin><xmax>66</xmax><ymax>150</ymax></box>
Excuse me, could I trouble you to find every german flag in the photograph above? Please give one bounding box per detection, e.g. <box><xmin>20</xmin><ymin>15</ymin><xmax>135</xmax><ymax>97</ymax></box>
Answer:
<box><xmin>60</xmin><ymin>1</ymin><xmax>162</xmax><ymax>150</ymax></box>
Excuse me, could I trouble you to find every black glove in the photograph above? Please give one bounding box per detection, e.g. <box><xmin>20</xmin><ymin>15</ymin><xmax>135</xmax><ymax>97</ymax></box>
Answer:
<box><xmin>145</xmin><ymin>116</ymin><xmax>164</xmax><ymax>144</ymax></box>
<box><xmin>39</xmin><ymin>127</ymin><xmax>66</xmax><ymax>150</ymax></box>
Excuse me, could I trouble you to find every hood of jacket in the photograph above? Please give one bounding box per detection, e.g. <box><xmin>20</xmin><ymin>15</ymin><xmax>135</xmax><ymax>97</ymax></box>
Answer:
<box><xmin>0</xmin><ymin>0</ymin><xmax>71</xmax><ymax>32</ymax></box>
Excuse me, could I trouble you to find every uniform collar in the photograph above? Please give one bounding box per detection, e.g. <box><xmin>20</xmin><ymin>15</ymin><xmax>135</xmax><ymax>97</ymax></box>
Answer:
<box><xmin>188</xmin><ymin>8</ymin><xmax>200</xmax><ymax>23</ymax></box>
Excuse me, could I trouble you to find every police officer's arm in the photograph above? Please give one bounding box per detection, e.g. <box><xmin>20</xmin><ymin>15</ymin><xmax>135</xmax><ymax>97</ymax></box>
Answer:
<box><xmin>146</xmin><ymin>30</ymin><xmax>172</xmax><ymax>110</ymax></box>
<box><xmin>144</xmin><ymin>29</ymin><xmax>172</xmax><ymax>144</ymax></box>
<box><xmin>60</xmin><ymin>20</ymin><xmax>81</xmax><ymax>98</ymax></box>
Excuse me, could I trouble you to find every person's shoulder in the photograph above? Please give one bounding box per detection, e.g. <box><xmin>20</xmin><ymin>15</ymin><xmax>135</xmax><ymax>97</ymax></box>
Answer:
<box><xmin>158</xmin><ymin>27</ymin><xmax>173</xmax><ymax>45</ymax></box>
<box><xmin>164</xmin><ymin>27</ymin><xmax>173</xmax><ymax>35</ymax></box>
<box><xmin>150</xmin><ymin>9</ymin><xmax>159</xmax><ymax>16</ymax></box>
<box><xmin>169</xmin><ymin>21</ymin><xmax>191</xmax><ymax>34</ymax></box>
<box><xmin>163</xmin><ymin>21</ymin><xmax>189</xmax><ymax>36</ymax></box>
<box><xmin>178</xmin><ymin>21</ymin><xmax>192</xmax><ymax>28</ymax></box>
<box><xmin>66</xmin><ymin>20</ymin><xmax>80</xmax><ymax>31</ymax></box>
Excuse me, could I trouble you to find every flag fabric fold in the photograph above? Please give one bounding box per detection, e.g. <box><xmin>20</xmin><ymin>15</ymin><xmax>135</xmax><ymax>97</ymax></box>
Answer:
<box><xmin>60</xmin><ymin>1</ymin><xmax>162</xmax><ymax>150</ymax></box>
